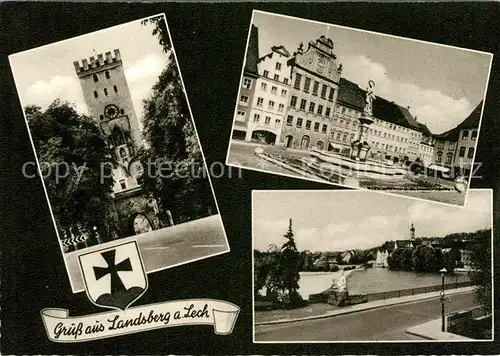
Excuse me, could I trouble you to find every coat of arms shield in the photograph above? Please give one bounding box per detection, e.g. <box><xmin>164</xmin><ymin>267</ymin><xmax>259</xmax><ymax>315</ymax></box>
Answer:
<box><xmin>78</xmin><ymin>241</ymin><xmax>147</xmax><ymax>310</ymax></box>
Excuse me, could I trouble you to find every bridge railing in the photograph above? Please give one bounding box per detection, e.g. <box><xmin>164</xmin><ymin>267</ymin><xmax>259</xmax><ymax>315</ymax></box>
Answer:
<box><xmin>364</xmin><ymin>280</ymin><xmax>473</xmax><ymax>303</ymax></box>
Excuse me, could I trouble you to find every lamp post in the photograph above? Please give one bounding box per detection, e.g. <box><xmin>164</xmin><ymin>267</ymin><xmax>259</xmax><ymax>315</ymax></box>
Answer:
<box><xmin>439</xmin><ymin>267</ymin><xmax>447</xmax><ymax>332</ymax></box>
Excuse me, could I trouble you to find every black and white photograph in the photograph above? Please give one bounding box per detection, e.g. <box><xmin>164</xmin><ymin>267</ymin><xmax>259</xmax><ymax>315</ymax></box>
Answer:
<box><xmin>253</xmin><ymin>189</ymin><xmax>493</xmax><ymax>342</ymax></box>
<box><xmin>9</xmin><ymin>14</ymin><xmax>230</xmax><ymax>293</ymax></box>
<box><xmin>227</xmin><ymin>10</ymin><xmax>493</xmax><ymax>207</ymax></box>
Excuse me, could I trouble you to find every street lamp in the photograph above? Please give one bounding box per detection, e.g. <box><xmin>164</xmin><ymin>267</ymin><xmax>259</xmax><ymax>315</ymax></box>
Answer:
<box><xmin>440</xmin><ymin>267</ymin><xmax>447</xmax><ymax>332</ymax></box>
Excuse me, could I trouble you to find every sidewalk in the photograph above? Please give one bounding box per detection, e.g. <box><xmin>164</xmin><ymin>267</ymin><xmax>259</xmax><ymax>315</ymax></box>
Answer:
<box><xmin>255</xmin><ymin>286</ymin><xmax>475</xmax><ymax>325</ymax></box>
<box><xmin>406</xmin><ymin>318</ymin><xmax>476</xmax><ymax>341</ymax></box>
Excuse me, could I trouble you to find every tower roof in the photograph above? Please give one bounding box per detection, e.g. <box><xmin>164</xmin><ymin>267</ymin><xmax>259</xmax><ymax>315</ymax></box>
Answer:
<box><xmin>73</xmin><ymin>49</ymin><xmax>122</xmax><ymax>76</ymax></box>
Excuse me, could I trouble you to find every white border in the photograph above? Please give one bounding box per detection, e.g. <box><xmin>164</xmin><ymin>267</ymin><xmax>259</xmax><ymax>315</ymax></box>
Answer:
<box><xmin>8</xmin><ymin>13</ymin><xmax>230</xmax><ymax>294</ymax></box>
<box><xmin>226</xmin><ymin>9</ymin><xmax>494</xmax><ymax>209</ymax></box>
<box><xmin>251</xmin><ymin>188</ymin><xmax>494</xmax><ymax>343</ymax></box>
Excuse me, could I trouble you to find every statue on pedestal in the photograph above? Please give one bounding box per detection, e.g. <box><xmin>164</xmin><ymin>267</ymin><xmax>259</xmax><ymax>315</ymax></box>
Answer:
<box><xmin>364</xmin><ymin>80</ymin><xmax>376</xmax><ymax>116</ymax></box>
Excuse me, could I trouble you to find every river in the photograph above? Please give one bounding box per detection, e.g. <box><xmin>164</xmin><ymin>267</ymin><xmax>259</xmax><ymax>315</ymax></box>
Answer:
<box><xmin>298</xmin><ymin>267</ymin><xmax>471</xmax><ymax>299</ymax></box>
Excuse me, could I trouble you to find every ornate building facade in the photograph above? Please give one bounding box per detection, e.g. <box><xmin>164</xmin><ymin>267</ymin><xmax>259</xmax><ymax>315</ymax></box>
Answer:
<box><xmin>281</xmin><ymin>36</ymin><xmax>342</xmax><ymax>150</ymax></box>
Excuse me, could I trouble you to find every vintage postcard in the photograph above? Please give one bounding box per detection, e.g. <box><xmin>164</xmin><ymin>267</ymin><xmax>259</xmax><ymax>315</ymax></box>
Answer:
<box><xmin>227</xmin><ymin>10</ymin><xmax>493</xmax><ymax>207</ymax></box>
<box><xmin>9</xmin><ymin>14</ymin><xmax>230</xmax><ymax>293</ymax></box>
<box><xmin>252</xmin><ymin>189</ymin><xmax>493</xmax><ymax>342</ymax></box>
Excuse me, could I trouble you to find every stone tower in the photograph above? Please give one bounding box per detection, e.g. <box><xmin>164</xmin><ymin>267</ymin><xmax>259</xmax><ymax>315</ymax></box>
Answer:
<box><xmin>73</xmin><ymin>49</ymin><xmax>162</xmax><ymax>237</ymax></box>
<box><xmin>73</xmin><ymin>49</ymin><xmax>142</xmax><ymax>165</ymax></box>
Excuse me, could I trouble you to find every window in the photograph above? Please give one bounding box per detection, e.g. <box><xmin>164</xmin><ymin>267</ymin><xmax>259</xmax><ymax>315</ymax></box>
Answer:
<box><xmin>468</xmin><ymin>147</ymin><xmax>474</xmax><ymax>159</ymax></box>
<box><xmin>236</xmin><ymin>111</ymin><xmax>246</xmax><ymax>122</ymax></box>
<box><xmin>462</xmin><ymin>130</ymin><xmax>469</xmax><ymax>140</ymax></box>
<box><xmin>336</xmin><ymin>133</ymin><xmax>341</xmax><ymax>140</ymax></box>
<box><xmin>304</xmin><ymin>77</ymin><xmax>311</xmax><ymax>92</ymax></box>
<box><xmin>287</xmin><ymin>115</ymin><xmax>293</xmax><ymax>126</ymax></box>
<box><xmin>263</xmin><ymin>70</ymin><xmax>269</xmax><ymax>77</ymax></box>
<box><xmin>275</xmin><ymin>118</ymin><xmax>281</xmax><ymax>124</ymax></box>
<box><xmin>99</xmin><ymin>114</ymin><xmax>104</xmax><ymax>121</ymax></box>
<box><xmin>275</xmin><ymin>62</ymin><xmax>282</xmax><ymax>71</ymax></box>
<box><xmin>340</xmin><ymin>120</ymin><xmax>344</xmax><ymax>126</ymax></box>
<box><xmin>278</xmin><ymin>103</ymin><xmax>284</xmax><ymax>112</ymax></box>
<box><xmin>120</xmin><ymin>109</ymin><xmax>124</xmax><ymax>114</ymax></box>
<box><xmin>314</xmin><ymin>122</ymin><xmax>320</xmax><ymax>132</ymax></box>
<box><xmin>268</xmin><ymin>100</ymin><xmax>275</xmax><ymax>109</ymax></box>
<box><xmin>448</xmin><ymin>141</ymin><xmax>455</xmax><ymax>150</ymax></box>
<box><xmin>261</xmin><ymin>82</ymin><xmax>267</xmax><ymax>91</ymax></box>
<box><xmin>253</xmin><ymin>114</ymin><xmax>260</xmax><ymax>122</ymax></box>
<box><xmin>321</xmin><ymin>84</ymin><xmax>327</xmax><ymax>98</ymax></box>
<box><xmin>294</xmin><ymin>73</ymin><xmax>302</xmax><ymax>89</ymax></box>
<box><xmin>350</xmin><ymin>133</ymin><xmax>355</xmax><ymax>141</ymax></box>
<box><xmin>325</xmin><ymin>107</ymin><xmax>331</xmax><ymax>117</ymax></box>
<box><xmin>274</xmin><ymin>74</ymin><xmax>279</xmax><ymax>81</ymax></box>
<box><xmin>94</xmin><ymin>91</ymin><xmax>98</xmax><ymax>98</ymax></box>
<box><xmin>342</xmin><ymin>133</ymin><xmax>347</xmax><ymax>141</ymax></box>
<box><xmin>119</xmin><ymin>179</ymin><xmax>127</xmax><ymax>190</ymax></box>
<box><xmin>113</xmin><ymin>85</ymin><xmax>118</xmax><ymax>93</ymax></box>
<box><xmin>240</xmin><ymin>95</ymin><xmax>249</xmax><ymax>105</ymax></box>
<box><xmin>471</xmin><ymin>130</ymin><xmax>478</xmax><ymax>140</ymax></box>
<box><xmin>328</xmin><ymin>87</ymin><xmax>335</xmax><ymax>101</ymax></box>
<box><xmin>284</xmin><ymin>78</ymin><xmax>289</xmax><ymax>85</ymax></box>
<box><xmin>281</xmin><ymin>89</ymin><xmax>287</xmax><ymax>97</ymax></box>
<box><xmin>436</xmin><ymin>151</ymin><xmax>443</xmax><ymax>163</ymax></box>
<box><xmin>305</xmin><ymin>120</ymin><xmax>311</xmax><ymax>130</ymax></box>
<box><xmin>322</xmin><ymin>124</ymin><xmax>327</xmax><ymax>134</ymax></box>
<box><xmin>446</xmin><ymin>152</ymin><xmax>453</xmax><ymax>164</ymax></box>
<box><xmin>93</xmin><ymin>74</ymin><xmax>99</xmax><ymax>82</ymax></box>
<box><xmin>105</xmin><ymin>71</ymin><xmax>110</xmax><ymax>79</ymax></box>
<box><xmin>296</xmin><ymin>118</ymin><xmax>303</xmax><ymax>128</ymax></box>
<box><xmin>104</xmin><ymin>88</ymin><xmax>108</xmax><ymax>96</ymax></box>
<box><xmin>437</xmin><ymin>141</ymin><xmax>444</xmax><ymax>149</ymax></box>
<box><xmin>300</xmin><ymin>99</ymin><xmax>307</xmax><ymax>110</ymax></box>
<box><xmin>271</xmin><ymin>86</ymin><xmax>277</xmax><ymax>95</ymax></box>
<box><xmin>290</xmin><ymin>95</ymin><xmax>297</xmax><ymax>107</ymax></box>
<box><xmin>309</xmin><ymin>102</ymin><xmax>315</xmax><ymax>113</ymax></box>
<box><xmin>459</xmin><ymin>146</ymin><xmax>466</xmax><ymax>157</ymax></box>
<box><xmin>265</xmin><ymin>116</ymin><xmax>271</xmax><ymax>124</ymax></box>
<box><xmin>317</xmin><ymin>105</ymin><xmax>323</xmax><ymax>115</ymax></box>
<box><xmin>312</xmin><ymin>81</ymin><xmax>319</xmax><ymax>95</ymax></box>
<box><xmin>257</xmin><ymin>97</ymin><xmax>263</xmax><ymax>107</ymax></box>
<box><xmin>317</xmin><ymin>141</ymin><xmax>324</xmax><ymax>150</ymax></box>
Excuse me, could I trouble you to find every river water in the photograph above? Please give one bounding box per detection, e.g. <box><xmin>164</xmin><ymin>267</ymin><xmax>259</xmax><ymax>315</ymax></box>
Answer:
<box><xmin>298</xmin><ymin>267</ymin><xmax>471</xmax><ymax>299</ymax></box>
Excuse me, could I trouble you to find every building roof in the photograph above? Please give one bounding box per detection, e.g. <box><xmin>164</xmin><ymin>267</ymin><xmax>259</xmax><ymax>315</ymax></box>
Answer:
<box><xmin>395</xmin><ymin>240</ymin><xmax>414</xmax><ymax>248</ymax></box>
<box><xmin>434</xmin><ymin>101</ymin><xmax>482</xmax><ymax>140</ymax></box>
<box><xmin>337</xmin><ymin>78</ymin><xmax>419</xmax><ymax>130</ymax></box>
<box><xmin>244</xmin><ymin>25</ymin><xmax>259</xmax><ymax>76</ymax></box>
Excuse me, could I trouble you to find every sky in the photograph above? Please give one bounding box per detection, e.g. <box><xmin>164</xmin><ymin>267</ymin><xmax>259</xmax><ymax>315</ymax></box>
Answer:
<box><xmin>253</xmin><ymin>189</ymin><xmax>492</xmax><ymax>252</ymax></box>
<box><xmin>9</xmin><ymin>15</ymin><xmax>169</xmax><ymax>120</ymax></box>
<box><xmin>251</xmin><ymin>11</ymin><xmax>492</xmax><ymax>135</ymax></box>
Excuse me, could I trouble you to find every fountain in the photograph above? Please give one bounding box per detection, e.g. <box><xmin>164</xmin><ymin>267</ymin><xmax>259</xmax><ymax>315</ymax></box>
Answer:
<box><xmin>307</xmin><ymin>80</ymin><xmax>407</xmax><ymax>185</ymax></box>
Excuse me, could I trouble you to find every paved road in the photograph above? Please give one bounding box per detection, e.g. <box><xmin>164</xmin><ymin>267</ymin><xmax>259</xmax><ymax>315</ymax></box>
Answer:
<box><xmin>65</xmin><ymin>215</ymin><xmax>228</xmax><ymax>292</ymax></box>
<box><xmin>255</xmin><ymin>291</ymin><xmax>477</xmax><ymax>342</ymax></box>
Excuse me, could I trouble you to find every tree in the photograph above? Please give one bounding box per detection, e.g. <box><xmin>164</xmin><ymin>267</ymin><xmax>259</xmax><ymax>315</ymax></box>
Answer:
<box><xmin>468</xmin><ymin>229</ymin><xmax>492</xmax><ymax>314</ymax></box>
<box><xmin>26</xmin><ymin>101</ymin><xmax>117</xmax><ymax>239</ymax></box>
<box><xmin>139</xmin><ymin>16</ymin><xmax>216</xmax><ymax>223</ymax></box>
<box><xmin>444</xmin><ymin>247</ymin><xmax>462</xmax><ymax>272</ymax></box>
<box><xmin>267</xmin><ymin>219</ymin><xmax>303</xmax><ymax>308</ymax></box>
<box><xmin>413</xmin><ymin>245</ymin><xmax>443</xmax><ymax>272</ymax></box>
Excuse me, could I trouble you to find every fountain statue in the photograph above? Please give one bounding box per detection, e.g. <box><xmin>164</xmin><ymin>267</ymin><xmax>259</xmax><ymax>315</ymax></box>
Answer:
<box><xmin>364</xmin><ymin>80</ymin><xmax>376</xmax><ymax>116</ymax></box>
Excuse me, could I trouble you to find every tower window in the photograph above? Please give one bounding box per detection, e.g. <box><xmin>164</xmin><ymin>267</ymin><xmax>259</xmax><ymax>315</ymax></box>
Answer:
<box><xmin>105</xmin><ymin>71</ymin><xmax>110</xmax><ymax>79</ymax></box>
<box><xmin>104</xmin><ymin>88</ymin><xmax>108</xmax><ymax>96</ymax></box>
<box><xmin>113</xmin><ymin>85</ymin><xmax>118</xmax><ymax>93</ymax></box>
<box><xmin>93</xmin><ymin>74</ymin><xmax>99</xmax><ymax>82</ymax></box>
<box><xmin>93</xmin><ymin>91</ymin><xmax>98</xmax><ymax>98</ymax></box>
<box><xmin>99</xmin><ymin>114</ymin><xmax>104</xmax><ymax>121</ymax></box>
<box><xmin>120</xmin><ymin>109</ymin><xmax>124</xmax><ymax>114</ymax></box>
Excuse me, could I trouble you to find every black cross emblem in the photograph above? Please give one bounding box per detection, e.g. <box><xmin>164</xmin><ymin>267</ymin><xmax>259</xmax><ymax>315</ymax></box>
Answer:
<box><xmin>93</xmin><ymin>249</ymin><xmax>132</xmax><ymax>293</ymax></box>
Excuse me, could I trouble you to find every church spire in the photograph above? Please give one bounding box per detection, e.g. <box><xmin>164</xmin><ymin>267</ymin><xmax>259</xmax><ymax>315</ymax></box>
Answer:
<box><xmin>410</xmin><ymin>223</ymin><xmax>415</xmax><ymax>240</ymax></box>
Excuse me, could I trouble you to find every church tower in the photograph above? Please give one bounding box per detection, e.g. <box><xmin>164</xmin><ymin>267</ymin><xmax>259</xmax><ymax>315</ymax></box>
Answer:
<box><xmin>73</xmin><ymin>49</ymin><xmax>142</xmax><ymax>193</ymax></box>
<box><xmin>410</xmin><ymin>223</ymin><xmax>415</xmax><ymax>240</ymax></box>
